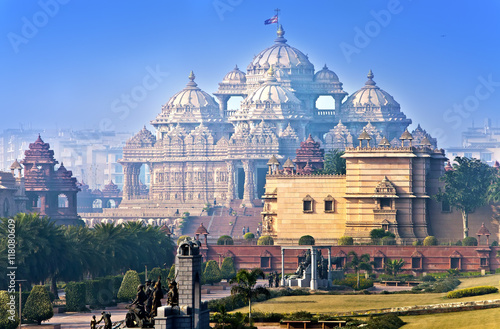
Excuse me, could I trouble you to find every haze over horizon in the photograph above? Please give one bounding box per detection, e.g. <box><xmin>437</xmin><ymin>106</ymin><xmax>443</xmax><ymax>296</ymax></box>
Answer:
<box><xmin>1</xmin><ymin>0</ymin><xmax>500</xmax><ymax>148</ymax></box>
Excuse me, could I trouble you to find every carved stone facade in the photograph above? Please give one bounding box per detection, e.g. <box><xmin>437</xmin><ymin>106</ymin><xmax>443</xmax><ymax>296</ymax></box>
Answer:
<box><xmin>113</xmin><ymin>26</ymin><xmax>435</xmax><ymax>216</ymax></box>
<box><xmin>22</xmin><ymin>135</ymin><xmax>80</xmax><ymax>223</ymax></box>
<box><xmin>262</xmin><ymin>130</ymin><xmax>453</xmax><ymax>243</ymax></box>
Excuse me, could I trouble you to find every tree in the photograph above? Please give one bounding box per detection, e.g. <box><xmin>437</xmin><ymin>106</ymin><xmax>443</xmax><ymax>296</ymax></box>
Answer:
<box><xmin>168</xmin><ymin>264</ymin><xmax>176</xmax><ymax>279</ymax></box>
<box><xmin>229</xmin><ymin>268</ymin><xmax>269</xmax><ymax>321</ymax></box>
<box><xmin>346</xmin><ymin>251</ymin><xmax>373</xmax><ymax>290</ymax></box>
<box><xmin>317</xmin><ymin>149</ymin><xmax>346</xmax><ymax>175</ymax></box>
<box><xmin>23</xmin><ymin>285</ymin><xmax>53</xmax><ymax>325</ymax></box>
<box><xmin>435</xmin><ymin>157</ymin><xmax>495</xmax><ymax>238</ymax></box>
<box><xmin>384</xmin><ymin>259</ymin><xmax>406</xmax><ymax>278</ymax></box>
<box><xmin>203</xmin><ymin>260</ymin><xmax>222</xmax><ymax>285</ymax></box>
<box><xmin>220</xmin><ymin>257</ymin><xmax>236</xmax><ymax>281</ymax></box>
<box><xmin>257</xmin><ymin>236</ymin><xmax>274</xmax><ymax>245</ymax></box>
<box><xmin>117</xmin><ymin>270</ymin><xmax>141</xmax><ymax>302</ymax></box>
<box><xmin>298</xmin><ymin>235</ymin><xmax>315</xmax><ymax>245</ymax></box>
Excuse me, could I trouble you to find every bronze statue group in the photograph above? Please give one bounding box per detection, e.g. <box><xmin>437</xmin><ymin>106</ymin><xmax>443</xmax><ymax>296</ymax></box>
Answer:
<box><xmin>91</xmin><ymin>276</ymin><xmax>180</xmax><ymax>328</ymax></box>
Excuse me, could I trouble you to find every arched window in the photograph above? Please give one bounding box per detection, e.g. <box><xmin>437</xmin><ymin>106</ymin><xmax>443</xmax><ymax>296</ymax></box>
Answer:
<box><xmin>58</xmin><ymin>194</ymin><xmax>69</xmax><ymax>208</ymax></box>
<box><xmin>92</xmin><ymin>199</ymin><xmax>103</xmax><ymax>209</ymax></box>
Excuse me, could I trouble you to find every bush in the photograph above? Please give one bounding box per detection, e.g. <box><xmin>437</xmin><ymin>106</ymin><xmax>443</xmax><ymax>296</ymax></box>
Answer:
<box><xmin>203</xmin><ymin>260</ymin><xmax>222</xmax><ymax>285</ymax></box>
<box><xmin>422</xmin><ymin>275</ymin><xmax>436</xmax><ymax>282</ymax></box>
<box><xmin>257</xmin><ymin>236</ymin><xmax>274</xmax><ymax>245</ymax></box>
<box><xmin>217</xmin><ymin>235</ymin><xmax>234</xmax><ymax>245</ymax></box>
<box><xmin>283</xmin><ymin>311</ymin><xmax>313</xmax><ymax>321</ymax></box>
<box><xmin>338</xmin><ymin>236</ymin><xmax>353</xmax><ymax>246</ymax></box>
<box><xmin>366</xmin><ymin>313</ymin><xmax>405</xmax><ymax>329</ymax></box>
<box><xmin>423</xmin><ymin>236</ymin><xmax>438</xmax><ymax>246</ymax></box>
<box><xmin>298</xmin><ymin>235</ymin><xmax>315</xmax><ymax>245</ymax></box>
<box><xmin>23</xmin><ymin>285</ymin><xmax>53</xmax><ymax>325</ymax></box>
<box><xmin>332</xmin><ymin>277</ymin><xmax>373</xmax><ymax>290</ymax></box>
<box><xmin>244</xmin><ymin>232</ymin><xmax>255</xmax><ymax>240</ymax></box>
<box><xmin>491</xmin><ymin>240</ymin><xmax>498</xmax><ymax>246</ymax></box>
<box><xmin>412</xmin><ymin>239</ymin><xmax>422</xmax><ymax>246</ymax></box>
<box><xmin>432</xmin><ymin>277</ymin><xmax>461</xmax><ymax>293</ymax></box>
<box><xmin>447</xmin><ymin>286</ymin><xmax>498</xmax><ymax>298</ymax></box>
<box><xmin>455</xmin><ymin>240</ymin><xmax>462</xmax><ymax>246</ymax></box>
<box><xmin>220</xmin><ymin>257</ymin><xmax>236</xmax><ymax>281</ymax></box>
<box><xmin>462</xmin><ymin>237</ymin><xmax>478</xmax><ymax>246</ymax></box>
<box><xmin>117</xmin><ymin>270</ymin><xmax>141</xmax><ymax>302</ymax></box>
<box><xmin>177</xmin><ymin>235</ymin><xmax>191</xmax><ymax>245</ymax></box>
<box><xmin>0</xmin><ymin>290</ymin><xmax>19</xmax><ymax>329</ymax></box>
<box><xmin>381</xmin><ymin>236</ymin><xmax>396</xmax><ymax>245</ymax></box>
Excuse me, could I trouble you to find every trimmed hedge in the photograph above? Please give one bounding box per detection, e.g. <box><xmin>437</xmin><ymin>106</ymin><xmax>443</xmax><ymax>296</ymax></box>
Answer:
<box><xmin>23</xmin><ymin>285</ymin><xmax>53</xmax><ymax>325</ymax></box>
<box><xmin>117</xmin><ymin>270</ymin><xmax>141</xmax><ymax>302</ymax></box>
<box><xmin>244</xmin><ymin>232</ymin><xmax>255</xmax><ymax>240</ymax></box>
<box><xmin>462</xmin><ymin>237</ymin><xmax>478</xmax><ymax>246</ymax></box>
<box><xmin>65</xmin><ymin>282</ymin><xmax>86</xmax><ymax>312</ymax></box>
<box><xmin>338</xmin><ymin>236</ymin><xmax>353</xmax><ymax>246</ymax></box>
<box><xmin>257</xmin><ymin>236</ymin><xmax>274</xmax><ymax>245</ymax></box>
<box><xmin>332</xmin><ymin>277</ymin><xmax>373</xmax><ymax>290</ymax></box>
<box><xmin>220</xmin><ymin>257</ymin><xmax>236</xmax><ymax>281</ymax></box>
<box><xmin>423</xmin><ymin>236</ymin><xmax>438</xmax><ymax>246</ymax></box>
<box><xmin>447</xmin><ymin>286</ymin><xmax>498</xmax><ymax>298</ymax></box>
<box><xmin>298</xmin><ymin>235</ymin><xmax>315</xmax><ymax>245</ymax></box>
<box><xmin>217</xmin><ymin>235</ymin><xmax>234</xmax><ymax>245</ymax></box>
<box><xmin>0</xmin><ymin>290</ymin><xmax>19</xmax><ymax>329</ymax></box>
<box><xmin>203</xmin><ymin>260</ymin><xmax>222</xmax><ymax>284</ymax></box>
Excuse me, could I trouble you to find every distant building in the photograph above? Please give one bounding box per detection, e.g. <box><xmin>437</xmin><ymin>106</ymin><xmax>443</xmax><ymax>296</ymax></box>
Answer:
<box><xmin>446</xmin><ymin>118</ymin><xmax>500</xmax><ymax>165</ymax></box>
<box><xmin>22</xmin><ymin>135</ymin><xmax>80</xmax><ymax>224</ymax></box>
<box><xmin>262</xmin><ymin>132</ymin><xmax>498</xmax><ymax>244</ymax></box>
<box><xmin>0</xmin><ymin>128</ymin><xmax>131</xmax><ymax>190</ymax></box>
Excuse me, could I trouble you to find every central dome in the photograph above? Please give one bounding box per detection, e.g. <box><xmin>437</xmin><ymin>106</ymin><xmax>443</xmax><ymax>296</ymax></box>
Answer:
<box><xmin>250</xmin><ymin>25</ymin><xmax>313</xmax><ymax>70</ymax></box>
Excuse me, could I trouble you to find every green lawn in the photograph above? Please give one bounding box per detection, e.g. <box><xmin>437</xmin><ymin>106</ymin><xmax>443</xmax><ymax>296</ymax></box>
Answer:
<box><xmin>400</xmin><ymin>308</ymin><xmax>500</xmax><ymax>329</ymax></box>
<box><xmin>232</xmin><ymin>274</ymin><xmax>500</xmax><ymax>316</ymax></box>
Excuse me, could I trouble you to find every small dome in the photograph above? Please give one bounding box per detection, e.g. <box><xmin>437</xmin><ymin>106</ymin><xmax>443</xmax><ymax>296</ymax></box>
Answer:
<box><xmin>195</xmin><ymin>223</ymin><xmax>209</xmax><ymax>235</ymax></box>
<box><xmin>245</xmin><ymin>67</ymin><xmax>301</xmax><ymax>105</ymax></box>
<box><xmin>222</xmin><ymin>65</ymin><xmax>246</xmax><ymax>84</ymax></box>
<box><xmin>314</xmin><ymin>64</ymin><xmax>339</xmax><ymax>82</ymax></box>
<box><xmin>10</xmin><ymin>159</ymin><xmax>22</xmax><ymax>170</ymax></box>
<box><xmin>152</xmin><ymin>72</ymin><xmax>221</xmax><ymax>125</ymax></box>
<box><xmin>343</xmin><ymin>70</ymin><xmax>400</xmax><ymax>111</ymax></box>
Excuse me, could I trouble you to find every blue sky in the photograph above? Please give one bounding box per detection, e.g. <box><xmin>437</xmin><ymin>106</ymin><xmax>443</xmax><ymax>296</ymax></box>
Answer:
<box><xmin>1</xmin><ymin>0</ymin><xmax>499</xmax><ymax>147</ymax></box>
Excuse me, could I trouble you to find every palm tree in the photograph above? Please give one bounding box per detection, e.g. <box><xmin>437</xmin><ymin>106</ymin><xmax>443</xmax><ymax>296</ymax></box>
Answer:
<box><xmin>384</xmin><ymin>259</ymin><xmax>406</xmax><ymax>278</ymax></box>
<box><xmin>346</xmin><ymin>251</ymin><xmax>372</xmax><ymax>290</ymax></box>
<box><xmin>229</xmin><ymin>268</ymin><xmax>269</xmax><ymax>321</ymax></box>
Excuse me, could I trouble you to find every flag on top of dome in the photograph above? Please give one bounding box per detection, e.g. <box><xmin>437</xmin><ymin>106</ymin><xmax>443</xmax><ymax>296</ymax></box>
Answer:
<box><xmin>264</xmin><ymin>15</ymin><xmax>278</xmax><ymax>25</ymax></box>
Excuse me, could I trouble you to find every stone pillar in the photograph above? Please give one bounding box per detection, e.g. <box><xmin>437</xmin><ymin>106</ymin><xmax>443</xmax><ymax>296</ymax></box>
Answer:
<box><xmin>123</xmin><ymin>164</ymin><xmax>132</xmax><ymax>200</ymax></box>
<box><xmin>281</xmin><ymin>248</ymin><xmax>285</xmax><ymax>287</ymax></box>
<box><xmin>226</xmin><ymin>161</ymin><xmax>235</xmax><ymax>202</ymax></box>
<box><xmin>242</xmin><ymin>160</ymin><xmax>254</xmax><ymax>207</ymax></box>
<box><xmin>310</xmin><ymin>248</ymin><xmax>318</xmax><ymax>290</ymax></box>
<box><xmin>215</xmin><ymin>95</ymin><xmax>229</xmax><ymax>118</ymax></box>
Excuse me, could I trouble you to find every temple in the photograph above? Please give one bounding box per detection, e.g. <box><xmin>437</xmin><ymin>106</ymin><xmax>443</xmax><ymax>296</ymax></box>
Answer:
<box><xmin>22</xmin><ymin>135</ymin><xmax>80</xmax><ymax>224</ymax></box>
<box><xmin>111</xmin><ymin>25</ymin><xmax>434</xmax><ymax>217</ymax></box>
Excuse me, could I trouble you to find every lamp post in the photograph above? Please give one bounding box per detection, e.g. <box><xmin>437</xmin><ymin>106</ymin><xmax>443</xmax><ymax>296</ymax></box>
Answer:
<box><xmin>16</xmin><ymin>279</ymin><xmax>27</xmax><ymax>329</ymax></box>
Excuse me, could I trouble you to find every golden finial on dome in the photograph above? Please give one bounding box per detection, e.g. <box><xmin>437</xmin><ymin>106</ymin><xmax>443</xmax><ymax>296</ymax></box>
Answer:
<box><xmin>267</xmin><ymin>65</ymin><xmax>274</xmax><ymax>76</ymax></box>
<box><xmin>277</xmin><ymin>24</ymin><xmax>285</xmax><ymax>38</ymax></box>
<box><xmin>188</xmin><ymin>71</ymin><xmax>195</xmax><ymax>81</ymax></box>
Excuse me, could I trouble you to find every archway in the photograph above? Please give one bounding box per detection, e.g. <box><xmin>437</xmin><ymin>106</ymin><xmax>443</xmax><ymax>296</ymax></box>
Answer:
<box><xmin>106</xmin><ymin>199</ymin><xmax>117</xmax><ymax>208</ymax></box>
<box><xmin>315</xmin><ymin>95</ymin><xmax>335</xmax><ymax>110</ymax></box>
<box><xmin>93</xmin><ymin>199</ymin><xmax>103</xmax><ymax>209</ymax></box>
<box><xmin>58</xmin><ymin>194</ymin><xmax>69</xmax><ymax>208</ymax></box>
